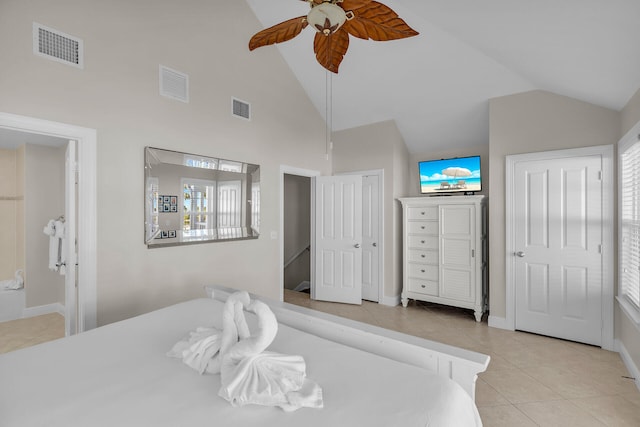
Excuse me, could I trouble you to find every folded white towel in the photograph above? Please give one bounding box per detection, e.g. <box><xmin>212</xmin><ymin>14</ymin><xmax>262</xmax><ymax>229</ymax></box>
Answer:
<box><xmin>167</xmin><ymin>327</ymin><xmax>223</xmax><ymax>374</ymax></box>
<box><xmin>167</xmin><ymin>291</ymin><xmax>251</xmax><ymax>375</ymax></box>
<box><xmin>54</xmin><ymin>220</ymin><xmax>66</xmax><ymax>276</ymax></box>
<box><xmin>43</xmin><ymin>220</ymin><xmax>57</xmax><ymax>271</ymax></box>
<box><xmin>1</xmin><ymin>270</ymin><xmax>24</xmax><ymax>290</ymax></box>
<box><xmin>219</xmin><ymin>299</ymin><xmax>323</xmax><ymax>411</ymax></box>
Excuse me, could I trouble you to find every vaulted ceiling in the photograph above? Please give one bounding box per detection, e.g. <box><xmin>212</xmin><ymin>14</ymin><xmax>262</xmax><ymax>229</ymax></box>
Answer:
<box><xmin>246</xmin><ymin>0</ymin><xmax>640</xmax><ymax>153</ymax></box>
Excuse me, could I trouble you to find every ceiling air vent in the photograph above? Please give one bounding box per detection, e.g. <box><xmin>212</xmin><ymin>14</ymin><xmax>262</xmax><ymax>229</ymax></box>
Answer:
<box><xmin>159</xmin><ymin>65</ymin><xmax>189</xmax><ymax>103</ymax></box>
<box><xmin>33</xmin><ymin>23</ymin><xmax>83</xmax><ymax>69</ymax></box>
<box><xmin>232</xmin><ymin>98</ymin><xmax>251</xmax><ymax>120</ymax></box>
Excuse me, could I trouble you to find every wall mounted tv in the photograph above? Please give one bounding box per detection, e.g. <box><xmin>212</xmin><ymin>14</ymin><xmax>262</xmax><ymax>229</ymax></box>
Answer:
<box><xmin>418</xmin><ymin>156</ymin><xmax>481</xmax><ymax>195</ymax></box>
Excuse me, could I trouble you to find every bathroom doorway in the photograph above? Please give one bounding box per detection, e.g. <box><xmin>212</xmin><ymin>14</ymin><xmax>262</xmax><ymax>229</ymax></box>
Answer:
<box><xmin>0</xmin><ymin>130</ymin><xmax>67</xmax><ymax>328</ymax></box>
<box><xmin>0</xmin><ymin>112</ymin><xmax>97</xmax><ymax>336</ymax></box>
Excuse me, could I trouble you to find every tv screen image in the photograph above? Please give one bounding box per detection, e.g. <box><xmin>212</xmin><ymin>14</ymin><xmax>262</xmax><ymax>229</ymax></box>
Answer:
<box><xmin>418</xmin><ymin>156</ymin><xmax>481</xmax><ymax>194</ymax></box>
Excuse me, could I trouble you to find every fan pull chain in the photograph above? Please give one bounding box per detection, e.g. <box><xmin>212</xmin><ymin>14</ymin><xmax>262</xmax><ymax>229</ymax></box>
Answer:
<box><xmin>325</xmin><ymin>70</ymin><xmax>332</xmax><ymax>160</ymax></box>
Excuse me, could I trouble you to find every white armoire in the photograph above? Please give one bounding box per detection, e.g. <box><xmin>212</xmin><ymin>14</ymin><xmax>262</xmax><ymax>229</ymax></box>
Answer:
<box><xmin>399</xmin><ymin>196</ymin><xmax>486</xmax><ymax>322</ymax></box>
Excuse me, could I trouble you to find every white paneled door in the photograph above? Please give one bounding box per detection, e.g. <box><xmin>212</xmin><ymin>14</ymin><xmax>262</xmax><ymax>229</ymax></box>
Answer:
<box><xmin>514</xmin><ymin>155</ymin><xmax>603</xmax><ymax>345</ymax></box>
<box><xmin>313</xmin><ymin>175</ymin><xmax>363</xmax><ymax>304</ymax></box>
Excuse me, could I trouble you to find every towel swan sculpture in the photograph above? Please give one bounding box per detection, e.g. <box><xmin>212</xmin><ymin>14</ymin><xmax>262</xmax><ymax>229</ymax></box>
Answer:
<box><xmin>168</xmin><ymin>291</ymin><xmax>323</xmax><ymax>411</ymax></box>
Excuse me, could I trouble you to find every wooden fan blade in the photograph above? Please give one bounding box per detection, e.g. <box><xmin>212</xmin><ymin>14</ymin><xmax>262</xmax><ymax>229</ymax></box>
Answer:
<box><xmin>343</xmin><ymin>1</ymin><xmax>418</xmax><ymax>41</ymax></box>
<box><xmin>341</xmin><ymin>0</ymin><xmax>372</xmax><ymax>10</ymax></box>
<box><xmin>249</xmin><ymin>16</ymin><xmax>308</xmax><ymax>51</ymax></box>
<box><xmin>313</xmin><ymin>29</ymin><xmax>350</xmax><ymax>73</ymax></box>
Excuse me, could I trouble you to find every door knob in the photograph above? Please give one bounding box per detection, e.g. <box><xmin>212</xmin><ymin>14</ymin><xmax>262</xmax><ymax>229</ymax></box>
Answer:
<box><xmin>516</xmin><ymin>251</ymin><xmax>526</xmax><ymax>258</ymax></box>
<box><xmin>354</xmin><ymin>243</ymin><xmax>361</xmax><ymax>248</ymax></box>
<box><xmin>372</xmin><ymin>242</ymin><xmax>377</xmax><ymax>247</ymax></box>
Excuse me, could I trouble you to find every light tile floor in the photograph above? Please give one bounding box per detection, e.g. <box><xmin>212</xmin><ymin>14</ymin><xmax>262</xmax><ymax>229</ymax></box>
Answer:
<box><xmin>284</xmin><ymin>289</ymin><xmax>640</xmax><ymax>427</ymax></box>
<box><xmin>0</xmin><ymin>313</ymin><xmax>65</xmax><ymax>354</ymax></box>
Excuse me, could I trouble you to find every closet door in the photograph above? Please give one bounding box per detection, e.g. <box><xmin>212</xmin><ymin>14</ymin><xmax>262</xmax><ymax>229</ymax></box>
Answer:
<box><xmin>439</xmin><ymin>204</ymin><xmax>475</xmax><ymax>303</ymax></box>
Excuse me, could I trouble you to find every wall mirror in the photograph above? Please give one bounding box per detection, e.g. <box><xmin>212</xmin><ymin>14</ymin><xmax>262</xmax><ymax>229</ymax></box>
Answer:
<box><xmin>144</xmin><ymin>147</ymin><xmax>260</xmax><ymax>247</ymax></box>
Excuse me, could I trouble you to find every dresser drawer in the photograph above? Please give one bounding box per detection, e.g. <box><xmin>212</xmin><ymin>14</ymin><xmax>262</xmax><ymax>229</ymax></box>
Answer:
<box><xmin>408</xmin><ymin>249</ymin><xmax>438</xmax><ymax>264</ymax></box>
<box><xmin>407</xmin><ymin>206</ymin><xmax>438</xmax><ymax>220</ymax></box>
<box><xmin>407</xmin><ymin>278</ymin><xmax>438</xmax><ymax>296</ymax></box>
<box><xmin>407</xmin><ymin>221</ymin><xmax>438</xmax><ymax>235</ymax></box>
<box><xmin>408</xmin><ymin>263</ymin><xmax>438</xmax><ymax>280</ymax></box>
<box><xmin>407</xmin><ymin>235</ymin><xmax>438</xmax><ymax>250</ymax></box>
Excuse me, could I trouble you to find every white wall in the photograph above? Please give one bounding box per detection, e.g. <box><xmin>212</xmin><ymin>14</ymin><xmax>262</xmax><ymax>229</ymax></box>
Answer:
<box><xmin>15</xmin><ymin>146</ymin><xmax>25</xmax><ymax>288</ymax></box>
<box><xmin>24</xmin><ymin>144</ymin><xmax>65</xmax><ymax>308</ymax></box>
<box><xmin>0</xmin><ymin>0</ymin><xmax>331</xmax><ymax>325</ymax></box>
<box><xmin>0</xmin><ymin>149</ymin><xmax>17</xmax><ymax>281</ymax></box>
<box><xmin>622</xmin><ymin>88</ymin><xmax>640</xmax><ymax>137</ymax></box>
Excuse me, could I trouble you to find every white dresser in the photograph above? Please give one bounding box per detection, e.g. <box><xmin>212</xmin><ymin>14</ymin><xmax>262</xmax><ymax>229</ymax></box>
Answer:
<box><xmin>399</xmin><ymin>196</ymin><xmax>486</xmax><ymax>322</ymax></box>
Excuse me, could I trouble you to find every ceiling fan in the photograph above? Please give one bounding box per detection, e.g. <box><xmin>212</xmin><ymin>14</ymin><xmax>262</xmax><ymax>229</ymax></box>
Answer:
<box><xmin>249</xmin><ymin>0</ymin><xmax>419</xmax><ymax>73</ymax></box>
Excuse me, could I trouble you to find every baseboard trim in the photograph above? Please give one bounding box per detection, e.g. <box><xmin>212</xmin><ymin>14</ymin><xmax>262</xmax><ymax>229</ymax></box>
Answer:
<box><xmin>22</xmin><ymin>302</ymin><xmax>65</xmax><ymax>318</ymax></box>
<box><xmin>488</xmin><ymin>315</ymin><xmax>512</xmax><ymax>330</ymax></box>
<box><xmin>616</xmin><ymin>339</ymin><xmax>640</xmax><ymax>392</ymax></box>
<box><xmin>380</xmin><ymin>294</ymin><xmax>401</xmax><ymax>306</ymax></box>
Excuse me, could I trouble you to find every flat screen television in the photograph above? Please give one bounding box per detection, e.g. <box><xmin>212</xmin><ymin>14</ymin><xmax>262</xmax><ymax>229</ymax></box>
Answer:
<box><xmin>418</xmin><ymin>156</ymin><xmax>481</xmax><ymax>195</ymax></box>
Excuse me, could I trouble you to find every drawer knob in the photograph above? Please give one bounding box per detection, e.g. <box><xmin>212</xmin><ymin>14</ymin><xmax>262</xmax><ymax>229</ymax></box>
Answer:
<box><xmin>421</xmin><ymin>211</ymin><xmax>425</xmax><ymax>215</ymax></box>
<box><xmin>421</xmin><ymin>284</ymin><xmax>426</xmax><ymax>288</ymax></box>
<box><xmin>421</xmin><ymin>226</ymin><xmax>425</xmax><ymax>229</ymax></box>
<box><xmin>421</xmin><ymin>269</ymin><xmax>425</xmax><ymax>273</ymax></box>
<box><xmin>421</xmin><ymin>240</ymin><xmax>425</xmax><ymax>244</ymax></box>
<box><xmin>421</xmin><ymin>254</ymin><xmax>426</xmax><ymax>258</ymax></box>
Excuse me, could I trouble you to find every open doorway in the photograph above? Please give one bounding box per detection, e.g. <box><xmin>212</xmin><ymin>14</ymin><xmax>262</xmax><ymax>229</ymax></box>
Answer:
<box><xmin>279</xmin><ymin>166</ymin><xmax>384</xmax><ymax>306</ymax></box>
<box><xmin>283</xmin><ymin>174</ymin><xmax>311</xmax><ymax>296</ymax></box>
<box><xmin>0</xmin><ymin>129</ymin><xmax>68</xmax><ymax>342</ymax></box>
<box><xmin>0</xmin><ymin>112</ymin><xmax>97</xmax><ymax>336</ymax></box>
<box><xmin>279</xmin><ymin>166</ymin><xmax>319</xmax><ymax>303</ymax></box>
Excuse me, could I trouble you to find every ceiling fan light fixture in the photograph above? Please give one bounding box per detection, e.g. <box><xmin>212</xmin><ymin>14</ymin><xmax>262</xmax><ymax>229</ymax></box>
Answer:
<box><xmin>248</xmin><ymin>0</ymin><xmax>419</xmax><ymax>73</ymax></box>
<box><xmin>307</xmin><ymin>2</ymin><xmax>347</xmax><ymax>35</ymax></box>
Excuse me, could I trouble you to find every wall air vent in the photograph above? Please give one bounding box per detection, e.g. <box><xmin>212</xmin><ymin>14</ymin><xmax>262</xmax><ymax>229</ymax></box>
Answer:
<box><xmin>232</xmin><ymin>98</ymin><xmax>251</xmax><ymax>121</ymax></box>
<box><xmin>33</xmin><ymin>23</ymin><xmax>83</xmax><ymax>69</ymax></box>
<box><xmin>159</xmin><ymin>65</ymin><xmax>189</xmax><ymax>103</ymax></box>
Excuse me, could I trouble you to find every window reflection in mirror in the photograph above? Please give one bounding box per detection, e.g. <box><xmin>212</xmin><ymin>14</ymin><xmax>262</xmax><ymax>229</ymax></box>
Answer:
<box><xmin>145</xmin><ymin>147</ymin><xmax>260</xmax><ymax>247</ymax></box>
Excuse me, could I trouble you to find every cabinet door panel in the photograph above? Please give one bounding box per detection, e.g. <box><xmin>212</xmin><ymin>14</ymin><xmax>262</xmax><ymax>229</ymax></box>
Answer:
<box><xmin>440</xmin><ymin>269</ymin><xmax>474</xmax><ymax>301</ymax></box>
<box><xmin>440</xmin><ymin>205</ymin><xmax>473</xmax><ymax>235</ymax></box>
<box><xmin>442</xmin><ymin>239</ymin><xmax>471</xmax><ymax>266</ymax></box>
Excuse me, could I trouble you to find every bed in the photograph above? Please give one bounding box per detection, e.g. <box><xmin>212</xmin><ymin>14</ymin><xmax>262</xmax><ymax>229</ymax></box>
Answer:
<box><xmin>0</xmin><ymin>285</ymin><xmax>489</xmax><ymax>426</ymax></box>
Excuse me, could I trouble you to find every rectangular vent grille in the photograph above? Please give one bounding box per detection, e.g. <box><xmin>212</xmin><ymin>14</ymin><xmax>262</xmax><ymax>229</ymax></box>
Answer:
<box><xmin>232</xmin><ymin>98</ymin><xmax>251</xmax><ymax>120</ymax></box>
<box><xmin>33</xmin><ymin>23</ymin><xmax>83</xmax><ymax>68</ymax></box>
<box><xmin>159</xmin><ymin>65</ymin><xmax>189</xmax><ymax>103</ymax></box>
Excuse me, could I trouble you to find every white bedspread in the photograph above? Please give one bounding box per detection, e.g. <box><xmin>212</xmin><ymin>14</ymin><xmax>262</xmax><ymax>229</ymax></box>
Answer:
<box><xmin>0</xmin><ymin>298</ymin><xmax>482</xmax><ymax>427</ymax></box>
